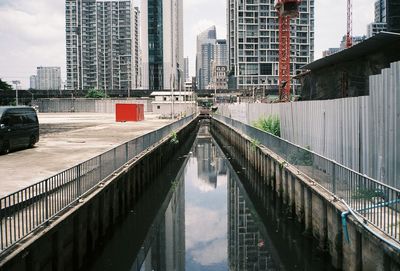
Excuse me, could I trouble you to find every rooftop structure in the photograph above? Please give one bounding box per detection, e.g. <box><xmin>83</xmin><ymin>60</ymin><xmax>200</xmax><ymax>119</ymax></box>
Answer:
<box><xmin>298</xmin><ymin>32</ymin><xmax>400</xmax><ymax>100</ymax></box>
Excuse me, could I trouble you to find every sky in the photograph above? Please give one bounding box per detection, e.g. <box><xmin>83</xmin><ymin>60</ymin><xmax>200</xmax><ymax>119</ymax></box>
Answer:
<box><xmin>0</xmin><ymin>0</ymin><xmax>375</xmax><ymax>88</ymax></box>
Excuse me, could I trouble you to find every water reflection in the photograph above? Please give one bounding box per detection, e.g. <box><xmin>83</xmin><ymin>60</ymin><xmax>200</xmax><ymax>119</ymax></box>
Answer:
<box><xmin>140</xmin><ymin>173</ymin><xmax>185</xmax><ymax>271</ymax></box>
<box><xmin>228</xmin><ymin>177</ymin><xmax>279</xmax><ymax>270</ymax></box>
<box><xmin>86</xmin><ymin>123</ymin><xmax>335</xmax><ymax>271</ymax></box>
<box><xmin>185</xmin><ymin>136</ymin><xmax>228</xmax><ymax>270</ymax></box>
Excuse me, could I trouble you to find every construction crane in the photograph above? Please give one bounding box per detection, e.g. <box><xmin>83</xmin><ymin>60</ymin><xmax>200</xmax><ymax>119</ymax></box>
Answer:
<box><xmin>346</xmin><ymin>0</ymin><xmax>353</xmax><ymax>48</ymax></box>
<box><xmin>275</xmin><ymin>0</ymin><xmax>300</xmax><ymax>102</ymax></box>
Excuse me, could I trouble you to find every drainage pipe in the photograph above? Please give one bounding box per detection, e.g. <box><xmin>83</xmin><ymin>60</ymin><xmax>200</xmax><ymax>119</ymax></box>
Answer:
<box><xmin>340</xmin><ymin>199</ymin><xmax>400</xmax><ymax>252</ymax></box>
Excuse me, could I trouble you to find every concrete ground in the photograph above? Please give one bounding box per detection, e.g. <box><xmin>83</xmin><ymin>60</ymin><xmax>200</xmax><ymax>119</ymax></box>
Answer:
<box><xmin>0</xmin><ymin>113</ymin><xmax>172</xmax><ymax>198</ymax></box>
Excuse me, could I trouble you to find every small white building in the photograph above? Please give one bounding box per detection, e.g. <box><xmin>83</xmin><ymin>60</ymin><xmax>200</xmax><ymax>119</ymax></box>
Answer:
<box><xmin>151</xmin><ymin>91</ymin><xmax>197</xmax><ymax>118</ymax></box>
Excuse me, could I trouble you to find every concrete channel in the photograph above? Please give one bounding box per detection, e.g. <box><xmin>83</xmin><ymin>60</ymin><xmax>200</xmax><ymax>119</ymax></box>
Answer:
<box><xmin>1</xmin><ymin>115</ymin><xmax>400</xmax><ymax>270</ymax></box>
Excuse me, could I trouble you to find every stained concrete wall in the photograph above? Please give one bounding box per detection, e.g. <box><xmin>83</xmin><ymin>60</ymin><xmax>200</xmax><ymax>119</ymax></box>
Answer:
<box><xmin>32</xmin><ymin>98</ymin><xmax>153</xmax><ymax>113</ymax></box>
<box><xmin>0</xmin><ymin>117</ymin><xmax>198</xmax><ymax>271</ymax></box>
<box><xmin>210</xmin><ymin>117</ymin><xmax>400</xmax><ymax>271</ymax></box>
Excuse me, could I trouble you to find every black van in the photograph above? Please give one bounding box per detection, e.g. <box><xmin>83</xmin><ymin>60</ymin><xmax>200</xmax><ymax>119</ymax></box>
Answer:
<box><xmin>0</xmin><ymin>106</ymin><xmax>39</xmax><ymax>154</ymax></box>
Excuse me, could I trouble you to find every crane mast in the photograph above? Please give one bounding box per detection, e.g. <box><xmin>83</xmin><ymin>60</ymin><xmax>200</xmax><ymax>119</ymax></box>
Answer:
<box><xmin>346</xmin><ymin>0</ymin><xmax>353</xmax><ymax>48</ymax></box>
<box><xmin>275</xmin><ymin>0</ymin><xmax>300</xmax><ymax>102</ymax></box>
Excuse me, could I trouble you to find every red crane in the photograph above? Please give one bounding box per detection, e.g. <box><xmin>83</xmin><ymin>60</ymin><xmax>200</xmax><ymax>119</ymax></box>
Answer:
<box><xmin>346</xmin><ymin>0</ymin><xmax>353</xmax><ymax>48</ymax></box>
<box><xmin>275</xmin><ymin>0</ymin><xmax>300</xmax><ymax>102</ymax></box>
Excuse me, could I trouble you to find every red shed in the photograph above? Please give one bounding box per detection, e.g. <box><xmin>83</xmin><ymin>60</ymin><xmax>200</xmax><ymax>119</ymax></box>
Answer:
<box><xmin>115</xmin><ymin>104</ymin><xmax>144</xmax><ymax>122</ymax></box>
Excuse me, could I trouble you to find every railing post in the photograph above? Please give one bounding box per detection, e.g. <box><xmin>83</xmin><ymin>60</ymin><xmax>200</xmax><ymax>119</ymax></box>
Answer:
<box><xmin>45</xmin><ymin>179</ymin><xmax>49</xmax><ymax>221</ymax></box>
<box><xmin>125</xmin><ymin>143</ymin><xmax>129</xmax><ymax>163</ymax></box>
<box><xmin>99</xmin><ymin>155</ymin><xmax>102</xmax><ymax>180</ymax></box>
<box><xmin>113</xmin><ymin>148</ymin><xmax>117</xmax><ymax>170</ymax></box>
<box><xmin>77</xmin><ymin>164</ymin><xmax>81</xmax><ymax>197</ymax></box>
<box><xmin>332</xmin><ymin>162</ymin><xmax>336</xmax><ymax>194</ymax></box>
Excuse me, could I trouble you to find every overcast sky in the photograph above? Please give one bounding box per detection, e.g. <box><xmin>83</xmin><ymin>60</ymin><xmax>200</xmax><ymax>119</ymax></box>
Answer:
<box><xmin>0</xmin><ymin>0</ymin><xmax>375</xmax><ymax>88</ymax></box>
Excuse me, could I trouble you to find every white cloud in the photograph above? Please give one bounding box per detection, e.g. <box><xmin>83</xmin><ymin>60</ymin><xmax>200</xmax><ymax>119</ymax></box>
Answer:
<box><xmin>191</xmin><ymin>238</ymin><xmax>227</xmax><ymax>266</ymax></box>
<box><xmin>185</xmin><ymin>204</ymin><xmax>227</xmax><ymax>251</ymax></box>
<box><xmin>0</xmin><ymin>0</ymin><xmax>65</xmax><ymax>88</ymax></box>
<box><xmin>314</xmin><ymin>0</ymin><xmax>374</xmax><ymax>59</ymax></box>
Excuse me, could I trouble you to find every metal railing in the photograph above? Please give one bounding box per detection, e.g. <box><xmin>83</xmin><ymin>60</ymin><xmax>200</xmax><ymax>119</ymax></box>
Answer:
<box><xmin>0</xmin><ymin>115</ymin><xmax>195</xmax><ymax>255</ymax></box>
<box><xmin>213</xmin><ymin>114</ymin><xmax>400</xmax><ymax>245</ymax></box>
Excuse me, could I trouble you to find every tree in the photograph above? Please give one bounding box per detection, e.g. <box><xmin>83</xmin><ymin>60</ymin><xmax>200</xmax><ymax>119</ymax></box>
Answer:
<box><xmin>85</xmin><ymin>88</ymin><xmax>107</xmax><ymax>98</ymax></box>
<box><xmin>0</xmin><ymin>79</ymin><xmax>12</xmax><ymax>91</ymax></box>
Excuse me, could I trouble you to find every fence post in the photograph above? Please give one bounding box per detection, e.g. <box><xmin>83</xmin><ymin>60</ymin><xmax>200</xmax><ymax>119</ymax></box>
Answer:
<box><xmin>332</xmin><ymin>162</ymin><xmax>336</xmax><ymax>194</ymax></box>
<box><xmin>77</xmin><ymin>164</ymin><xmax>81</xmax><ymax>197</ymax></box>
<box><xmin>99</xmin><ymin>155</ymin><xmax>102</xmax><ymax>180</ymax></box>
<box><xmin>113</xmin><ymin>148</ymin><xmax>117</xmax><ymax>170</ymax></box>
<box><xmin>125</xmin><ymin>143</ymin><xmax>129</xmax><ymax>163</ymax></box>
<box><xmin>45</xmin><ymin>179</ymin><xmax>49</xmax><ymax>221</ymax></box>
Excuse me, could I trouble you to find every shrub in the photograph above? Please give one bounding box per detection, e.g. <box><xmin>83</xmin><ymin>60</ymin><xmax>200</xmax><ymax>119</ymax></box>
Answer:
<box><xmin>170</xmin><ymin>131</ymin><xmax>179</xmax><ymax>144</ymax></box>
<box><xmin>252</xmin><ymin>115</ymin><xmax>281</xmax><ymax>137</ymax></box>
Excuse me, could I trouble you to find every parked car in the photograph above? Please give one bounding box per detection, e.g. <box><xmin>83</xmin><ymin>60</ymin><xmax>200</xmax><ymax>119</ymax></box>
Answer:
<box><xmin>0</xmin><ymin>106</ymin><xmax>39</xmax><ymax>154</ymax></box>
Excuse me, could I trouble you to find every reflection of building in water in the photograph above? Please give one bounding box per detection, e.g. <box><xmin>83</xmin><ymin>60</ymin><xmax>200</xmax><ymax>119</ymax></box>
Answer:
<box><xmin>140</xmin><ymin>174</ymin><xmax>185</xmax><ymax>271</ymax></box>
<box><xmin>196</xmin><ymin>138</ymin><xmax>217</xmax><ymax>188</ymax></box>
<box><xmin>228</xmin><ymin>174</ymin><xmax>276</xmax><ymax>270</ymax></box>
<box><xmin>195</xmin><ymin>121</ymin><xmax>227</xmax><ymax>188</ymax></box>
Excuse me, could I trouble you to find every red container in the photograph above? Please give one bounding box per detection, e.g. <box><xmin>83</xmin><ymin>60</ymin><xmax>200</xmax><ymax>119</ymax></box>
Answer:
<box><xmin>115</xmin><ymin>104</ymin><xmax>144</xmax><ymax>122</ymax></box>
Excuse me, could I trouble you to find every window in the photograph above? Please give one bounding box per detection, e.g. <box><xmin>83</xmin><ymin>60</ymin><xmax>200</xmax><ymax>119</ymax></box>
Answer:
<box><xmin>157</xmin><ymin>105</ymin><xmax>160</xmax><ymax>109</ymax></box>
<box><xmin>260</xmin><ymin>63</ymin><xmax>272</xmax><ymax>75</ymax></box>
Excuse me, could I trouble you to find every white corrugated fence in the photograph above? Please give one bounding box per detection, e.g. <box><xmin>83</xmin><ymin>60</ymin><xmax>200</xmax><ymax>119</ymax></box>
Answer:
<box><xmin>218</xmin><ymin>61</ymin><xmax>400</xmax><ymax>188</ymax></box>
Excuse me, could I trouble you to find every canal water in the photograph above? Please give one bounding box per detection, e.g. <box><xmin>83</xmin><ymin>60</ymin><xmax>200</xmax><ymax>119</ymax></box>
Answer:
<box><xmin>86</xmin><ymin>123</ymin><xmax>336</xmax><ymax>271</ymax></box>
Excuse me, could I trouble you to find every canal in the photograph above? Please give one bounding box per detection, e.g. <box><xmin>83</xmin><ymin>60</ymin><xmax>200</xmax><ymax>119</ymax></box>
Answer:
<box><xmin>84</xmin><ymin>122</ymin><xmax>336</xmax><ymax>271</ymax></box>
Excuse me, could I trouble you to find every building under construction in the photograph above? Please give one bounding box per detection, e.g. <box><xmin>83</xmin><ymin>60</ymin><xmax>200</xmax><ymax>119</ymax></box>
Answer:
<box><xmin>296</xmin><ymin>32</ymin><xmax>400</xmax><ymax>100</ymax></box>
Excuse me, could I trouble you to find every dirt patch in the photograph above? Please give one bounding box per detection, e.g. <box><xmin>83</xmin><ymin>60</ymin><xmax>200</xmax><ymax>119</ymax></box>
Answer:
<box><xmin>40</xmin><ymin>123</ymin><xmax>99</xmax><ymax>135</ymax></box>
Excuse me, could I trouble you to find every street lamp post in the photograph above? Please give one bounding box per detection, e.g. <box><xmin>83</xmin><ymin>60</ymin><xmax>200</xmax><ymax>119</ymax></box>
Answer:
<box><xmin>170</xmin><ymin>72</ymin><xmax>175</xmax><ymax>119</ymax></box>
<box><xmin>12</xmin><ymin>81</ymin><xmax>20</xmax><ymax>106</ymax></box>
<box><xmin>177</xmin><ymin>65</ymin><xmax>184</xmax><ymax>117</ymax></box>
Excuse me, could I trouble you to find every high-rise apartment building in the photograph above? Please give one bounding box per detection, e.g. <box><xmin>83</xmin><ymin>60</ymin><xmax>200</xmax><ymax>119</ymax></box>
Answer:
<box><xmin>183</xmin><ymin>57</ymin><xmax>189</xmax><ymax>82</ymax></box>
<box><xmin>132</xmin><ymin>7</ymin><xmax>141</xmax><ymax>89</ymax></box>
<box><xmin>368</xmin><ymin>0</ymin><xmax>387</xmax><ymax>37</ymax></box>
<box><xmin>31</xmin><ymin>67</ymin><xmax>62</xmax><ymax>90</ymax></box>
<box><xmin>65</xmin><ymin>0</ymin><xmax>140</xmax><ymax>91</ymax></box>
<box><xmin>214</xmin><ymin>39</ymin><xmax>228</xmax><ymax>67</ymax></box>
<box><xmin>141</xmin><ymin>0</ymin><xmax>183</xmax><ymax>90</ymax></box>
<box><xmin>368</xmin><ymin>0</ymin><xmax>400</xmax><ymax>37</ymax></box>
<box><xmin>29</xmin><ymin>75</ymin><xmax>37</xmax><ymax>90</ymax></box>
<box><xmin>227</xmin><ymin>0</ymin><xmax>314</xmax><ymax>91</ymax></box>
<box><xmin>208</xmin><ymin>39</ymin><xmax>229</xmax><ymax>90</ymax></box>
<box><xmin>386</xmin><ymin>0</ymin><xmax>400</xmax><ymax>33</ymax></box>
<box><xmin>196</xmin><ymin>26</ymin><xmax>217</xmax><ymax>90</ymax></box>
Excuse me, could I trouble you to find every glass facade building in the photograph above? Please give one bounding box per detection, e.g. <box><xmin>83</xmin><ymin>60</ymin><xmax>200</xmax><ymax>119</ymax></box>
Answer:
<box><xmin>141</xmin><ymin>0</ymin><xmax>183</xmax><ymax>90</ymax></box>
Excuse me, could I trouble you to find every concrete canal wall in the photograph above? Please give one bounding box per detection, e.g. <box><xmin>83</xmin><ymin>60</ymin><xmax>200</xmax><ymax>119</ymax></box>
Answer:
<box><xmin>210</xmin><ymin>117</ymin><xmax>400</xmax><ymax>271</ymax></box>
<box><xmin>0</xmin><ymin>118</ymin><xmax>199</xmax><ymax>271</ymax></box>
